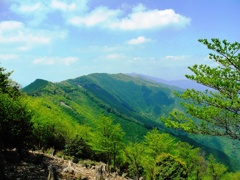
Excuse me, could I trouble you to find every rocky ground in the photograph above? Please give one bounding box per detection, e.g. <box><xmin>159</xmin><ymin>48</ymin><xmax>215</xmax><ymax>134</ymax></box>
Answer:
<box><xmin>2</xmin><ymin>150</ymin><xmax>128</xmax><ymax>180</ymax></box>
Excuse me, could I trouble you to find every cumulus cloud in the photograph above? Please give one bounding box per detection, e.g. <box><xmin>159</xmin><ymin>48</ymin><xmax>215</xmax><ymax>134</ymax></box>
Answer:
<box><xmin>8</xmin><ymin>1</ymin><xmax>190</xmax><ymax>31</ymax></box>
<box><xmin>67</xmin><ymin>3</ymin><xmax>190</xmax><ymax>30</ymax></box>
<box><xmin>9</xmin><ymin>0</ymin><xmax>89</xmax><ymax>26</ymax></box>
<box><xmin>0</xmin><ymin>21</ymin><xmax>49</xmax><ymax>44</ymax></box>
<box><xmin>0</xmin><ymin>21</ymin><xmax>23</xmax><ymax>31</ymax></box>
<box><xmin>9</xmin><ymin>1</ymin><xmax>49</xmax><ymax>26</ymax></box>
<box><xmin>165</xmin><ymin>55</ymin><xmax>188</xmax><ymax>61</ymax></box>
<box><xmin>0</xmin><ymin>54</ymin><xmax>19</xmax><ymax>60</ymax></box>
<box><xmin>110</xmin><ymin>8</ymin><xmax>191</xmax><ymax>30</ymax></box>
<box><xmin>105</xmin><ymin>53</ymin><xmax>125</xmax><ymax>60</ymax></box>
<box><xmin>68</xmin><ymin>6</ymin><xmax>120</xmax><ymax>27</ymax></box>
<box><xmin>51</xmin><ymin>0</ymin><xmax>88</xmax><ymax>12</ymax></box>
<box><xmin>17</xmin><ymin>2</ymin><xmax>42</xmax><ymax>13</ymax></box>
<box><xmin>51</xmin><ymin>0</ymin><xmax>76</xmax><ymax>11</ymax></box>
<box><xmin>33</xmin><ymin>57</ymin><xmax>79</xmax><ymax>65</ymax></box>
<box><xmin>0</xmin><ymin>20</ymin><xmax>66</xmax><ymax>51</ymax></box>
<box><xmin>128</xmin><ymin>36</ymin><xmax>152</xmax><ymax>45</ymax></box>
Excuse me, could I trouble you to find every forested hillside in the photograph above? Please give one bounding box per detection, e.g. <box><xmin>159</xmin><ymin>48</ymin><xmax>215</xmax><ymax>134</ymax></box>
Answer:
<box><xmin>23</xmin><ymin>73</ymin><xmax>240</xmax><ymax>172</ymax></box>
<box><xmin>1</xmin><ymin>64</ymin><xmax>240</xmax><ymax>179</ymax></box>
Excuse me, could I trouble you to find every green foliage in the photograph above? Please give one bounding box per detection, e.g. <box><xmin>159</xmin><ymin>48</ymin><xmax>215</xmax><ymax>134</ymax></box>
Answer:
<box><xmin>89</xmin><ymin>115</ymin><xmax>125</xmax><ymax>168</ymax></box>
<box><xmin>141</xmin><ymin>130</ymin><xmax>181</xmax><ymax>179</ymax></box>
<box><xmin>124</xmin><ymin>142</ymin><xmax>145</xmax><ymax>179</ymax></box>
<box><xmin>22</xmin><ymin>79</ymin><xmax>50</xmax><ymax>96</ymax></box>
<box><xmin>64</xmin><ymin>135</ymin><xmax>93</xmax><ymax>160</ymax></box>
<box><xmin>0</xmin><ymin>66</ymin><xmax>20</xmax><ymax>97</ymax></box>
<box><xmin>0</xmin><ymin>66</ymin><xmax>33</xmax><ymax>151</ymax></box>
<box><xmin>175</xmin><ymin>142</ymin><xmax>207</xmax><ymax>179</ymax></box>
<box><xmin>23</xmin><ymin>78</ymin><xmax>149</xmax><ymax>141</ymax></box>
<box><xmin>124</xmin><ymin>129</ymin><xmax>222</xmax><ymax>179</ymax></box>
<box><xmin>0</xmin><ymin>93</ymin><xmax>33</xmax><ymax>151</ymax></box>
<box><xmin>162</xmin><ymin>38</ymin><xmax>240</xmax><ymax>140</ymax></box>
<box><xmin>206</xmin><ymin>154</ymin><xmax>227</xmax><ymax>180</ymax></box>
<box><xmin>69</xmin><ymin>73</ymin><xmax>179</xmax><ymax>123</ymax></box>
<box><xmin>22</xmin><ymin>70</ymin><xmax>240</xmax><ymax>172</ymax></box>
<box><xmin>153</xmin><ymin>153</ymin><xmax>188</xmax><ymax>180</ymax></box>
<box><xmin>222</xmin><ymin>171</ymin><xmax>240</xmax><ymax>180</ymax></box>
<box><xmin>1</xmin><ymin>65</ymin><xmax>240</xmax><ymax>178</ymax></box>
<box><xmin>23</xmin><ymin>95</ymin><xmax>91</xmax><ymax>151</ymax></box>
<box><xmin>144</xmin><ymin>128</ymin><xmax>175</xmax><ymax>157</ymax></box>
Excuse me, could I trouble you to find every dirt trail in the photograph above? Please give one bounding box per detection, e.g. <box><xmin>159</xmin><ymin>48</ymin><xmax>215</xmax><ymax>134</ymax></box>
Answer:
<box><xmin>3</xmin><ymin>151</ymin><xmax>128</xmax><ymax>180</ymax></box>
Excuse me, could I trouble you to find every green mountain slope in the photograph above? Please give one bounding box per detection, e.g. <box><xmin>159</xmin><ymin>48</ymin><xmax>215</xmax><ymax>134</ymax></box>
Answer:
<box><xmin>23</xmin><ymin>77</ymin><xmax>149</xmax><ymax>141</ymax></box>
<box><xmin>22</xmin><ymin>73</ymin><xmax>240</xmax><ymax>171</ymax></box>
<box><xmin>66</xmin><ymin>73</ymin><xmax>181</xmax><ymax>125</ymax></box>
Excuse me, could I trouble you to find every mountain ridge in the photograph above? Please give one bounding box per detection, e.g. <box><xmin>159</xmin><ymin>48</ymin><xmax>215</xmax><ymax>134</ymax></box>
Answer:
<box><xmin>22</xmin><ymin>73</ymin><xmax>240</xmax><ymax>171</ymax></box>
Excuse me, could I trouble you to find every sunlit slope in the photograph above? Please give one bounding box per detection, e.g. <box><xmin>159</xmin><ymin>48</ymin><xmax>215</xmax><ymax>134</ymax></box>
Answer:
<box><xmin>23</xmin><ymin>73</ymin><xmax>240</xmax><ymax>171</ymax></box>
<box><xmin>68</xmin><ymin>73</ymin><xmax>239</xmax><ymax>172</ymax></box>
<box><xmin>23</xmin><ymin>73</ymin><xmax>182</xmax><ymax>139</ymax></box>
<box><xmin>23</xmin><ymin>78</ymin><xmax>149</xmax><ymax>141</ymax></box>
<box><xmin>67</xmin><ymin>73</ymin><xmax>182</xmax><ymax>121</ymax></box>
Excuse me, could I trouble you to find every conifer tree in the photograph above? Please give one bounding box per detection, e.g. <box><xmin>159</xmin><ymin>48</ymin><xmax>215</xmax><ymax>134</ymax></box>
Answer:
<box><xmin>162</xmin><ymin>39</ymin><xmax>240</xmax><ymax>140</ymax></box>
<box><xmin>90</xmin><ymin>115</ymin><xmax>125</xmax><ymax>169</ymax></box>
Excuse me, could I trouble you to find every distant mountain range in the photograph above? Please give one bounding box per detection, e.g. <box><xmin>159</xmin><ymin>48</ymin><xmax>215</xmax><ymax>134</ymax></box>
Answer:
<box><xmin>128</xmin><ymin>73</ymin><xmax>208</xmax><ymax>91</ymax></box>
<box><xmin>22</xmin><ymin>73</ymin><xmax>240</xmax><ymax>171</ymax></box>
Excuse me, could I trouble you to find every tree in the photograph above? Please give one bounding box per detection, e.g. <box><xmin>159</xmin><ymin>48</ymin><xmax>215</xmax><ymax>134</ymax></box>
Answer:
<box><xmin>124</xmin><ymin>142</ymin><xmax>145</xmax><ymax>179</ymax></box>
<box><xmin>207</xmin><ymin>154</ymin><xmax>227</xmax><ymax>180</ymax></box>
<box><xmin>0</xmin><ymin>66</ymin><xmax>20</xmax><ymax>97</ymax></box>
<box><xmin>90</xmin><ymin>114</ymin><xmax>125</xmax><ymax>169</ymax></box>
<box><xmin>64</xmin><ymin>135</ymin><xmax>93</xmax><ymax>160</ymax></box>
<box><xmin>162</xmin><ymin>39</ymin><xmax>240</xmax><ymax>140</ymax></box>
<box><xmin>153</xmin><ymin>153</ymin><xmax>188</xmax><ymax>180</ymax></box>
<box><xmin>223</xmin><ymin>171</ymin><xmax>240</xmax><ymax>180</ymax></box>
<box><xmin>176</xmin><ymin>142</ymin><xmax>207</xmax><ymax>180</ymax></box>
<box><xmin>144</xmin><ymin>129</ymin><xmax>175</xmax><ymax>157</ymax></box>
<box><xmin>0</xmin><ymin>66</ymin><xmax>33</xmax><ymax>151</ymax></box>
<box><xmin>142</xmin><ymin>129</ymin><xmax>176</xmax><ymax>179</ymax></box>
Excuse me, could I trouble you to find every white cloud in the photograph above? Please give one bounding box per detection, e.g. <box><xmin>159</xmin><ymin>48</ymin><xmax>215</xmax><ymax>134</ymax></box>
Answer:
<box><xmin>105</xmin><ymin>53</ymin><xmax>125</xmax><ymax>60</ymax></box>
<box><xmin>18</xmin><ymin>3</ymin><xmax>42</xmax><ymax>13</ymax></box>
<box><xmin>51</xmin><ymin>0</ymin><xmax>76</xmax><ymax>11</ymax></box>
<box><xmin>0</xmin><ymin>21</ymin><xmax>23</xmax><ymax>31</ymax></box>
<box><xmin>0</xmin><ymin>54</ymin><xmax>19</xmax><ymax>60</ymax></box>
<box><xmin>63</xmin><ymin>57</ymin><xmax>79</xmax><ymax>65</ymax></box>
<box><xmin>165</xmin><ymin>55</ymin><xmax>188</xmax><ymax>61</ymax></box>
<box><xmin>0</xmin><ymin>33</ymin><xmax>50</xmax><ymax>44</ymax></box>
<box><xmin>67</xmin><ymin>3</ymin><xmax>190</xmax><ymax>31</ymax></box>
<box><xmin>33</xmin><ymin>57</ymin><xmax>79</xmax><ymax>65</ymax></box>
<box><xmin>9</xmin><ymin>0</ymin><xmax>89</xmax><ymax>26</ymax></box>
<box><xmin>128</xmin><ymin>36</ymin><xmax>152</xmax><ymax>45</ymax></box>
<box><xmin>8</xmin><ymin>1</ymin><xmax>190</xmax><ymax>31</ymax></box>
<box><xmin>69</xmin><ymin>6</ymin><xmax>120</xmax><ymax>27</ymax></box>
<box><xmin>0</xmin><ymin>21</ymin><xmax>49</xmax><ymax>44</ymax></box>
<box><xmin>17</xmin><ymin>45</ymin><xmax>33</xmax><ymax>52</ymax></box>
<box><xmin>110</xmin><ymin>8</ymin><xmax>191</xmax><ymax>30</ymax></box>
<box><xmin>76</xmin><ymin>44</ymin><xmax>132</xmax><ymax>54</ymax></box>
<box><xmin>9</xmin><ymin>1</ymin><xmax>49</xmax><ymax>26</ymax></box>
<box><xmin>0</xmin><ymin>20</ymin><xmax>67</xmax><ymax>51</ymax></box>
<box><xmin>51</xmin><ymin>0</ymin><xmax>88</xmax><ymax>12</ymax></box>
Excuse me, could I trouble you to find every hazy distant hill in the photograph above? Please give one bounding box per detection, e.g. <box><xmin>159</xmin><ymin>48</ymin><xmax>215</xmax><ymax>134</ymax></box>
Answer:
<box><xmin>128</xmin><ymin>73</ymin><xmax>208</xmax><ymax>91</ymax></box>
<box><xmin>23</xmin><ymin>73</ymin><xmax>240</xmax><ymax>171</ymax></box>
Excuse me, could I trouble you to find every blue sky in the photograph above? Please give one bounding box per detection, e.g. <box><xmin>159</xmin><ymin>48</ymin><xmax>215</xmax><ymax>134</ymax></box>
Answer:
<box><xmin>0</xmin><ymin>0</ymin><xmax>239</xmax><ymax>86</ymax></box>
